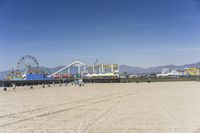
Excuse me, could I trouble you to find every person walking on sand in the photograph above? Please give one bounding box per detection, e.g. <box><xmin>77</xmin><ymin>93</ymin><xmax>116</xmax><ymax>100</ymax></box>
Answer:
<box><xmin>78</xmin><ymin>79</ymin><xmax>83</xmax><ymax>87</ymax></box>
<box><xmin>12</xmin><ymin>84</ymin><xmax>16</xmax><ymax>91</ymax></box>
<box><xmin>42</xmin><ymin>83</ymin><xmax>45</xmax><ymax>88</ymax></box>
<box><xmin>30</xmin><ymin>85</ymin><xmax>33</xmax><ymax>89</ymax></box>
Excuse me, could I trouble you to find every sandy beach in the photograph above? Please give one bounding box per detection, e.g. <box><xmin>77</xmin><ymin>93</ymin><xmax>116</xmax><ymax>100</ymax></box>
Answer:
<box><xmin>1</xmin><ymin>82</ymin><xmax>200</xmax><ymax>133</ymax></box>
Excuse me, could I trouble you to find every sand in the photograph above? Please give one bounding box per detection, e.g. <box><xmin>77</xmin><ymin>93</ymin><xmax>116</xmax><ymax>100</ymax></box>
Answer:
<box><xmin>1</xmin><ymin>82</ymin><xmax>200</xmax><ymax>133</ymax></box>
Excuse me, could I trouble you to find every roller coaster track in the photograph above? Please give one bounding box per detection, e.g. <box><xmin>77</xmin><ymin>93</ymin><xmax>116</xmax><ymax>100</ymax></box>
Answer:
<box><xmin>48</xmin><ymin>60</ymin><xmax>86</xmax><ymax>77</ymax></box>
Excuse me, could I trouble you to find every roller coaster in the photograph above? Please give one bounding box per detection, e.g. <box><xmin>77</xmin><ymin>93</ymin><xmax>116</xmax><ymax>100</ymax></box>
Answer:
<box><xmin>48</xmin><ymin>60</ymin><xmax>87</xmax><ymax>78</ymax></box>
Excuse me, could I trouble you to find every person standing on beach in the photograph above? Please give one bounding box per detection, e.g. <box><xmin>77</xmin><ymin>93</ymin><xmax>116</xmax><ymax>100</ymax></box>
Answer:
<box><xmin>3</xmin><ymin>87</ymin><xmax>7</xmax><ymax>91</ymax></box>
<box><xmin>2</xmin><ymin>82</ymin><xmax>7</xmax><ymax>91</ymax></box>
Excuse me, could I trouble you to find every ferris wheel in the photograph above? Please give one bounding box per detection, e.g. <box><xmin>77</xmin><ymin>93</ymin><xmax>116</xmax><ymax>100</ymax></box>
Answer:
<box><xmin>17</xmin><ymin>55</ymin><xmax>39</xmax><ymax>72</ymax></box>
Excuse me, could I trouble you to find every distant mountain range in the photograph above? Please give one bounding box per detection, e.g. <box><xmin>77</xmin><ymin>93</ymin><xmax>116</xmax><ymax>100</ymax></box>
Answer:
<box><xmin>120</xmin><ymin>62</ymin><xmax>200</xmax><ymax>74</ymax></box>
<box><xmin>1</xmin><ymin>62</ymin><xmax>200</xmax><ymax>78</ymax></box>
<box><xmin>46</xmin><ymin>62</ymin><xmax>200</xmax><ymax>74</ymax></box>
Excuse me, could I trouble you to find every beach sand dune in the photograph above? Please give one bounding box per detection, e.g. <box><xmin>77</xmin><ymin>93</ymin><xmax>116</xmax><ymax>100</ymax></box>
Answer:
<box><xmin>1</xmin><ymin>82</ymin><xmax>200</xmax><ymax>133</ymax></box>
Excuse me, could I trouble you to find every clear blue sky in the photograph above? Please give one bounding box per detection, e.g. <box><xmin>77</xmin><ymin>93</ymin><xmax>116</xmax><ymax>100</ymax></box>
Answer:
<box><xmin>0</xmin><ymin>0</ymin><xmax>200</xmax><ymax>71</ymax></box>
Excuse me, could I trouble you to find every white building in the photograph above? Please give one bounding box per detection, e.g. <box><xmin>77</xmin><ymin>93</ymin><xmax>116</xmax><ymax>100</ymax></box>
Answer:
<box><xmin>156</xmin><ymin>68</ymin><xmax>179</xmax><ymax>77</ymax></box>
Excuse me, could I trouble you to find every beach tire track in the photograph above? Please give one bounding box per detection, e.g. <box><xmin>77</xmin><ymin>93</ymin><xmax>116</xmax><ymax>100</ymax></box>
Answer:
<box><xmin>0</xmin><ymin>89</ymin><xmax>145</xmax><ymax>127</ymax></box>
<box><xmin>0</xmin><ymin>90</ymin><xmax>136</xmax><ymax>119</ymax></box>
<box><xmin>82</xmin><ymin>97</ymin><xmax>122</xmax><ymax>133</ymax></box>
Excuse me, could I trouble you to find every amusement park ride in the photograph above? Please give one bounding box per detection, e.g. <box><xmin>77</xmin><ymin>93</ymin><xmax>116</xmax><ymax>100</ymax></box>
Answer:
<box><xmin>7</xmin><ymin>55</ymin><xmax>119</xmax><ymax>81</ymax></box>
<box><xmin>7</xmin><ymin>55</ymin><xmax>41</xmax><ymax>80</ymax></box>
<box><xmin>17</xmin><ymin>55</ymin><xmax>40</xmax><ymax>77</ymax></box>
